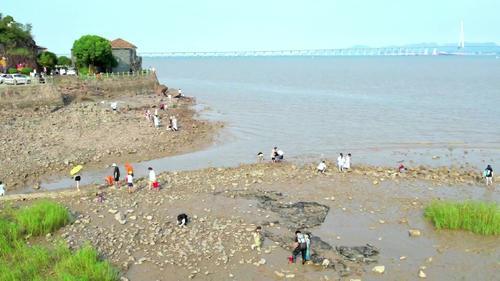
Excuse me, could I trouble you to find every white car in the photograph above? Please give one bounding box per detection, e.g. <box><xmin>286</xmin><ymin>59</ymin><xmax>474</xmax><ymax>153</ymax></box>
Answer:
<box><xmin>0</xmin><ymin>74</ymin><xmax>8</xmax><ymax>84</ymax></box>
<box><xmin>3</xmin><ymin>74</ymin><xmax>31</xmax><ymax>85</ymax></box>
<box><xmin>66</xmin><ymin>68</ymin><xmax>77</xmax><ymax>76</ymax></box>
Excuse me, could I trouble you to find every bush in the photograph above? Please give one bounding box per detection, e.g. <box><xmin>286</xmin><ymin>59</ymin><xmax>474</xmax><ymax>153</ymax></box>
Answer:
<box><xmin>20</xmin><ymin>67</ymin><xmax>33</xmax><ymax>75</ymax></box>
<box><xmin>7</xmin><ymin>68</ymin><xmax>18</xmax><ymax>74</ymax></box>
<box><xmin>15</xmin><ymin>200</ymin><xmax>71</xmax><ymax>236</ymax></box>
<box><xmin>424</xmin><ymin>201</ymin><xmax>500</xmax><ymax>235</ymax></box>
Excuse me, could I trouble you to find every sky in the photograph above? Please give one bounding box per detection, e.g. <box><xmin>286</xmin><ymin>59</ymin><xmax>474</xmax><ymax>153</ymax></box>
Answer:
<box><xmin>2</xmin><ymin>0</ymin><xmax>499</xmax><ymax>54</ymax></box>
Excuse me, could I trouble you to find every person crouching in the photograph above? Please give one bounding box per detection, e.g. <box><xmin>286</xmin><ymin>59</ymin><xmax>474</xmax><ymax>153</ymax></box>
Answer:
<box><xmin>177</xmin><ymin>213</ymin><xmax>189</xmax><ymax>227</ymax></box>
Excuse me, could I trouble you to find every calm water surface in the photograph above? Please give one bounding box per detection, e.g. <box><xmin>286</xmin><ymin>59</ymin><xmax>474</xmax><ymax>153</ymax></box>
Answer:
<box><xmin>42</xmin><ymin>56</ymin><xmax>500</xmax><ymax>190</ymax></box>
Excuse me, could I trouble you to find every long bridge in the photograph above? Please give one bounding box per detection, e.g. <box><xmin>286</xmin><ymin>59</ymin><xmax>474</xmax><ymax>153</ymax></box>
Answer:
<box><xmin>139</xmin><ymin>45</ymin><xmax>500</xmax><ymax>57</ymax></box>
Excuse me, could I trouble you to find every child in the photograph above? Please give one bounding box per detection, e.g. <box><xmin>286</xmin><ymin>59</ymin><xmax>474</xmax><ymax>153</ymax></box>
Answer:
<box><xmin>484</xmin><ymin>165</ymin><xmax>494</xmax><ymax>186</ymax></box>
<box><xmin>251</xmin><ymin>226</ymin><xmax>264</xmax><ymax>251</ymax></box>
<box><xmin>148</xmin><ymin>167</ymin><xmax>157</xmax><ymax>190</ymax></box>
<box><xmin>257</xmin><ymin>152</ymin><xmax>264</xmax><ymax>162</ymax></box>
<box><xmin>177</xmin><ymin>213</ymin><xmax>188</xmax><ymax>227</ymax></box>
<box><xmin>126</xmin><ymin>171</ymin><xmax>134</xmax><ymax>193</ymax></box>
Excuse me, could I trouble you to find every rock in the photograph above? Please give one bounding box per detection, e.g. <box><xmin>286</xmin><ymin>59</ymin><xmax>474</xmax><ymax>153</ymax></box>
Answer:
<box><xmin>372</xmin><ymin>265</ymin><xmax>385</xmax><ymax>274</ymax></box>
<box><xmin>115</xmin><ymin>212</ymin><xmax>126</xmax><ymax>224</ymax></box>
<box><xmin>146</xmin><ymin>215</ymin><xmax>153</xmax><ymax>221</ymax></box>
<box><xmin>408</xmin><ymin>229</ymin><xmax>421</xmax><ymax>237</ymax></box>
<box><xmin>286</xmin><ymin>274</ymin><xmax>295</xmax><ymax>278</ymax></box>
<box><xmin>108</xmin><ymin>209</ymin><xmax>118</xmax><ymax>214</ymax></box>
<box><xmin>418</xmin><ymin>269</ymin><xmax>427</xmax><ymax>278</ymax></box>
<box><xmin>372</xmin><ymin>180</ymin><xmax>379</xmax><ymax>185</ymax></box>
<box><xmin>120</xmin><ymin>277</ymin><xmax>130</xmax><ymax>281</ymax></box>
<box><xmin>274</xmin><ymin>271</ymin><xmax>285</xmax><ymax>278</ymax></box>
<box><xmin>258</xmin><ymin>258</ymin><xmax>266</xmax><ymax>265</ymax></box>
<box><xmin>33</xmin><ymin>182</ymin><xmax>41</xmax><ymax>190</ymax></box>
<box><xmin>322</xmin><ymin>259</ymin><xmax>330</xmax><ymax>267</ymax></box>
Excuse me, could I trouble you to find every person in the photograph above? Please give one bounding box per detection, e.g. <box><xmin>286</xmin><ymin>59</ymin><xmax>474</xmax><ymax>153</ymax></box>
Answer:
<box><xmin>271</xmin><ymin>147</ymin><xmax>278</xmax><ymax>163</ymax></box>
<box><xmin>171</xmin><ymin>116</ymin><xmax>178</xmax><ymax>131</ymax></box>
<box><xmin>257</xmin><ymin>152</ymin><xmax>264</xmax><ymax>162</ymax></box>
<box><xmin>74</xmin><ymin>173</ymin><xmax>81</xmax><ymax>191</ymax></box>
<box><xmin>398</xmin><ymin>163</ymin><xmax>407</xmax><ymax>173</ymax></box>
<box><xmin>177</xmin><ymin>213</ymin><xmax>188</xmax><ymax>227</ymax></box>
<box><xmin>343</xmin><ymin>153</ymin><xmax>351</xmax><ymax>171</ymax></box>
<box><xmin>110</xmin><ymin>102</ymin><xmax>118</xmax><ymax>112</ymax></box>
<box><xmin>277</xmin><ymin>149</ymin><xmax>284</xmax><ymax>161</ymax></box>
<box><xmin>317</xmin><ymin>160</ymin><xmax>327</xmax><ymax>173</ymax></box>
<box><xmin>113</xmin><ymin>163</ymin><xmax>121</xmax><ymax>189</ymax></box>
<box><xmin>178</xmin><ymin>89</ymin><xmax>183</xmax><ymax>97</ymax></box>
<box><xmin>337</xmin><ymin>153</ymin><xmax>344</xmax><ymax>172</ymax></box>
<box><xmin>304</xmin><ymin>233</ymin><xmax>311</xmax><ymax>262</ymax></box>
<box><xmin>160</xmin><ymin>102</ymin><xmax>166</xmax><ymax>110</ymax></box>
<box><xmin>148</xmin><ymin>167</ymin><xmax>157</xmax><ymax>190</ymax></box>
<box><xmin>251</xmin><ymin>226</ymin><xmax>264</xmax><ymax>251</ymax></box>
<box><xmin>0</xmin><ymin>181</ymin><xmax>5</xmax><ymax>196</ymax></box>
<box><xmin>484</xmin><ymin>165</ymin><xmax>494</xmax><ymax>186</ymax></box>
<box><xmin>292</xmin><ymin>230</ymin><xmax>308</xmax><ymax>264</ymax></box>
<box><xmin>144</xmin><ymin>109</ymin><xmax>152</xmax><ymax>122</ymax></box>
<box><xmin>153</xmin><ymin>114</ymin><xmax>160</xmax><ymax>128</ymax></box>
<box><xmin>126</xmin><ymin>171</ymin><xmax>134</xmax><ymax>193</ymax></box>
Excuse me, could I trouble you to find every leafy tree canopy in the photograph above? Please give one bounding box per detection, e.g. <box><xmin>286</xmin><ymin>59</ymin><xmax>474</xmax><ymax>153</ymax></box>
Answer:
<box><xmin>37</xmin><ymin>51</ymin><xmax>57</xmax><ymax>69</ymax></box>
<box><xmin>72</xmin><ymin>35</ymin><xmax>117</xmax><ymax>72</ymax></box>
<box><xmin>57</xmin><ymin>56</ymin><xmax>72</xmax><ymax>66</ymax></box>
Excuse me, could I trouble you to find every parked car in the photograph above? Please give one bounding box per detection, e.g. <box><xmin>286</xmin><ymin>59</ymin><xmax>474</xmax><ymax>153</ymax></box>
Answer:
<box><xmin>66</xmin><ymin>68</ymin><xmax>77</xmax><ymax>76</ymax></box>
<box><xmin>3</xmin><ymin>74</ymin><xmax>31</xmax><ymax>85</ymax></box>
<box><xmin>0</xmin><ymin>74</ymin><xmax>8</xmax><ymax>84</ymax></box>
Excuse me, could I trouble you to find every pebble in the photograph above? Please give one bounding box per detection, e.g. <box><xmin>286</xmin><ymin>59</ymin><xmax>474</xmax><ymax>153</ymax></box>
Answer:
<box><xmin>408</xmin><ymin>229</ymin><xmax>421</xmax><ymax>237</ymax></box>
<box><xmin>372</xmin><ymin>265</ymin><xmax>385</xmax><ymax>274</ymax></box>
<box><xmin>274</xmin><ymin>271</ymin><xmax>285</xmax><ymax>278</ymax></box>
<box><xmin>418</xmin><ymin>269</ymin><xmax>427</xmax><ymax>278</ymax></box>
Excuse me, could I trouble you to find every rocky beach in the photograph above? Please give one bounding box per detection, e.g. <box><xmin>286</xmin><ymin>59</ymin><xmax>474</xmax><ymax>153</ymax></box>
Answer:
<box><xmin>0</xmin><ymin>86</ymin><xmax>221</xmax><ymax>192</ymax></box>
<box><xmin>2</xmin><ymin>161</ymin><xmax>498</xmax><ymax>280</ymax></box>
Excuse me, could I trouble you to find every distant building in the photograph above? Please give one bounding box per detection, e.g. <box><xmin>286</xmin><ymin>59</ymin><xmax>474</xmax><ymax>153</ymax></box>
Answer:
<box><xmin>110</xmin><ymin>38</ymin><xmax>142</xmax><ymax>73</ymax></box>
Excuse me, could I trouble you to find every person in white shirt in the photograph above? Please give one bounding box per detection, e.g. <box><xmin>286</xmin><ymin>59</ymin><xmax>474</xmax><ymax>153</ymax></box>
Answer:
<box><xmin>271</xmin><ymin>147</ymin><xmax>278</xmax><ymax>163</ymax></box>
<box><xmin>172</xmin><ymin>116</ymin><xmax>178</xmax><ymax>131</ymax></box>
<box><xmin>277</xmin><ymin>149</ymin><xmax>284</xmax><ymax>161</ymax></box>
<box><xmin>337</xmin><ymin>153</ymin><xmax>344</xmax><ymax>172</ymax></box>
<box><xmin>317</xmin><ymin>161</ymin><xmax>327</xmax><ymax>173</ymax></box>
<box><xmin>0</xmin><ymin>181</ymin><xmax>5</xmax><ymax>196</ymax></box>
<box><xmin>126</xmin><ymin>171</ymin><xmax>134</xmax><ymax>193</ymax></box>
<box><xmin>343</xmin><ymin>153</ymin><xmax>351</xmax><ymax>171</ymax></box>
<box><xmin>148</xmin><ymin>167</ymin><xmax>156</xmax><ymax>190</ymax></box>
<box><xmin>153</xmin><ymin>115</ymin><xmax>160</xmax><ymax>128</ymax></box>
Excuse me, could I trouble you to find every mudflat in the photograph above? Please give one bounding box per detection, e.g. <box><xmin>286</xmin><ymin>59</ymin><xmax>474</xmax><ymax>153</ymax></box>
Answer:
<box><xmin>4</xmin><ymin>162</ymin><xmax>498</xmax><ymax>280</ymax></box>
<box><xmin>0</xmin><ymin>92</ymin><xmax>221</xmax><ymax>192</ymax></box>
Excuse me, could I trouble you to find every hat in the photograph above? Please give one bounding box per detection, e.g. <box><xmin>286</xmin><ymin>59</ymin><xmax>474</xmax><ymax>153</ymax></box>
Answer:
<box><xmin>112</xmin><ymin>163</ymin><xmax>117</xmax><ymax>167</ymax></box>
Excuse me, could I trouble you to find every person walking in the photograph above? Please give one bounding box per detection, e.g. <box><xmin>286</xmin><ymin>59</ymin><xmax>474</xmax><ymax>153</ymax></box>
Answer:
<box><xmin>484</xmin><ymin>165</ymin><xmax>494</xmax><ymax>186</ymax></box>
<box><xmin>337</xmin><ymin>153</ymin><xmax>344</xmax><ymax>172</ymax></box>
<box><xmin>0</xmin><ymin>181</ymin><xmax>5</xmax><ymax>196</ymax></box>
<box><xmin>292</xmin><ymin>230</ymin><xmax>308</xmax><ymax>265</ymax></box>
<box><xmin>113</xmin><ymin>163</ymin><xmax>121</xmax><ymax>189</ymax></box>
<box><xmin>148</xmin><ymin>167</ymin><xmax>157</xmax><ymax>190</ymax></box>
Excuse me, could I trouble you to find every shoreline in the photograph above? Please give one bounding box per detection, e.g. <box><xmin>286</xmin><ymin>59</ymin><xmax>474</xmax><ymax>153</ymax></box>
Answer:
<box><xmin>2</xmin><ymin>161</ymin><xmax>497</xmax><ymax>280</ymax></box>
<box><xmin>0</xmin><ymin>90</ymin><xmax>222</xmax><ymax>194</ymax></box>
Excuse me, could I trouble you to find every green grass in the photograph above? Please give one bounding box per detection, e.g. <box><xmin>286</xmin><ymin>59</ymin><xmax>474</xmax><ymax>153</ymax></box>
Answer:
<box><xmin>0</xmin><ymin>201</ymin><xmax>119</xmax><ymax>281</ymax></box>
<box><xmin>424</xmin><ymin>201</ymin><xmax>500</xmax><ymax>235</ymax></box>
<box><xmin>15</xmin><ymin>200</ymin><xmax>71</xmax><ymax>236</ymax></box>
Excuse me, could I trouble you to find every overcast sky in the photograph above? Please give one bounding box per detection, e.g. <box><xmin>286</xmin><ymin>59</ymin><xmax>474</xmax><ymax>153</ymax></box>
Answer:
<box><xmin>2</xmin><ymin>0</ymin><xmax>499</xmax><ymax>54</ymax></box>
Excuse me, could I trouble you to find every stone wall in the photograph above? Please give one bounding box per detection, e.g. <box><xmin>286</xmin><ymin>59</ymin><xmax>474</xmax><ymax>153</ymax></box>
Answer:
<box><xmin>0</xmin><ymin>84</ymin><xmax>63</xmax><ymax>109</ymax></box>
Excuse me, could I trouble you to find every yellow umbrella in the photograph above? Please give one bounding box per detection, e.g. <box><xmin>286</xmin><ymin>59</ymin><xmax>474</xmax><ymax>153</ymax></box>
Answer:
<box><xmin>70</xmin><ymin>165</ymin><xmax>83</xmax><ymax>176</ymax></box>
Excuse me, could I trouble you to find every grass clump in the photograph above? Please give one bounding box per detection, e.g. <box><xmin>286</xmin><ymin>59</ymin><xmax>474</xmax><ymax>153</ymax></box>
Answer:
<box><xmin>15</xmin><ymin>200</ymin><xmax>71</xmax><ymax>236</ymax></box>
<box><xmin>0</xmin><ymin>200</ymin><xmax>119</xmax><ymax>281</ymax></box>
<box><xmin>424</xmin><ymin>200</ymin><xmax>500</xmax><ymax>235</ymax></box>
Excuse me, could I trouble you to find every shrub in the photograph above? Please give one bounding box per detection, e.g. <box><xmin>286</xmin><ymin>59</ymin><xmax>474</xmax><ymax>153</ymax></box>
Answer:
<box><xmin>15</xmin><ymin>200</ymin><xmax>71</xmax><ymax>236</ymax></box>
<box><xmin>7</xmin><ymin>68</ymin><xmax>18</xmax><ymax>74</ymax></box>
<box><xmin>424</xmin><ymin>201</ymin><xmax>500</xmax><ymax>235</ymax></box>
<box><xmin>20</xmin><ymin>67</ymin><xmax>33</xmax><ymax>75</ymax></box>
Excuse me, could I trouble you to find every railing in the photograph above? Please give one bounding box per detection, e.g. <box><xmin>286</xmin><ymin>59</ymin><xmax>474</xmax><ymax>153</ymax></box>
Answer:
<box><xmin>78</xmin><ymin>69</ymin><xmax>154</xmax><ymax>81</ymax></box>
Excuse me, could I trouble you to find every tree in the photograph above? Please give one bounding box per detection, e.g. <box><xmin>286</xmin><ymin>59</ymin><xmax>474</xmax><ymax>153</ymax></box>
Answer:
<box><xmin>57</xmin><ymin>56</ymin><xmax>72</xmax><ymax>66</ymax></box>
<box><xmin>72</xmin><ymin>35</ymin><xmax>116</xmax><ymax>73</ymax></box>
<box><xmin>37</xmin><ymin>51</ymin><xmax>57</xmax><ymax>70</ymax></box>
